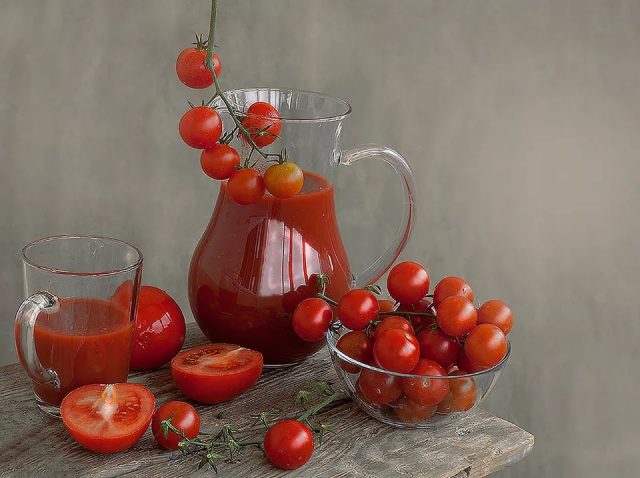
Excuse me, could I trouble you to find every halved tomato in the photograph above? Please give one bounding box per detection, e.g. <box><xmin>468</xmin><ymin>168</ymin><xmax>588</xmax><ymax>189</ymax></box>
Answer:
<box><xmin>60</xmin><ymin>383</ymin><xmax>155</xmax><ymax>453</ymax></box>
<box><xmin>170</xmin><ymin>344</ymin><xmax>263</xmax><ymax>404</ymax></box>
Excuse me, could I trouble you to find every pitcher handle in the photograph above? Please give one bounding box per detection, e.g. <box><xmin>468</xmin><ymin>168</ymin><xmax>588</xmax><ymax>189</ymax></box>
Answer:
<box><xmin>14</xmin><ymin>291</ymin><xmax>61</xmax><ymax>389</ymax></box>
<box><xmin>340</xmin><ymin>144</ymin><xmax>415</xmax><ymax>286</ymax></box>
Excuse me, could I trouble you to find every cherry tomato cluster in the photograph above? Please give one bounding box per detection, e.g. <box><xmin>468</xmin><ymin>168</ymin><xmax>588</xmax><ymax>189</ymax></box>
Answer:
<box><xmin>176</xmin><ymin>41</ymin><xmax>304</xmax><ymax>204</ymax></box>
<box><xmin>291</xmin><ymin>260</ymin><xmax>514</xmax><ymax>424</ymax></box>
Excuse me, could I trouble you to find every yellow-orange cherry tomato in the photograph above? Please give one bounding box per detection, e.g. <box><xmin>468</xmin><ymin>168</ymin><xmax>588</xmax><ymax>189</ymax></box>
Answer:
<box><xmin>264</xmin><ymin>162</ymin><xmax>304</xmax><ymax>199</ymax></box>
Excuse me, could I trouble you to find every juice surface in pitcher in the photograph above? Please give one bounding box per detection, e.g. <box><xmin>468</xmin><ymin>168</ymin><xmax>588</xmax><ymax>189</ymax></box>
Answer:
<box><xmin>29</xmin><ymin>298</ymin><xmax>132</xmax><ymax>406</ymax></box>
<box><xmin>189</xmin><ymin>171</ymin><xmax>352</xmax><ymax>364</ymax></box>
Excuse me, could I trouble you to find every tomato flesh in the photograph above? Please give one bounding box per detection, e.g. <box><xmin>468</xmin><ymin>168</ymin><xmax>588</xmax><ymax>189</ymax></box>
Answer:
<box><xmin>60</xmin><ymin>383</ymin><xmax>155</xmax><ymax>454</ymax></box>
<box><xmin>171</xmin><ymin>344</ymin><xmax>263</xmax><ymax>404</ymax></box>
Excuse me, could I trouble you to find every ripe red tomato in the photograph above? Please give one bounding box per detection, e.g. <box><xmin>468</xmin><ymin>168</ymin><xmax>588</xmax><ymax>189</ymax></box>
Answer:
<box><xmin>171</xmin><ymin>344</ymin><xmax>263</xmax><ymax>404</ymax></box>
<box><xmin>336</xmin><ymin>330</ymin><xmax>374</xmax><ymax>373</ymax></box>
<box><xmin>264</xmin><ymin>162</ymin><xmax>304</xmax><ymax>199</ymax></box>
<box><xmin>457</xmin><ymin>350</ymin><xmax>483</xmax><ymax>373</ymax></box>
<box><xmin>242</xmin><ymin>102</ymin><xmax>282</xmax><ymax>147</ymax></box>
<box><xmin>130</xmin><ymin>286</ymin><xmax>186</xmax><ymax>371</ymax></box>
<box><xmin>378</xmin><ymin>299</ymin><xmax>396</xmax><ymax>313</ymax></box>
<box><xmin>393</xmin><ymin>397</ymin><xmax>437</xmax><ymax>423</ymax></box>
<box><xmin>432</xmin><ymin>276</ymin><xmax>474</xmax><ymax>307</ymax></box>
<box><xmin>386</xmin><ymin>261</ymin><xmax>430</xmax><ymax>305</ymax></box>
<box><xmin>151</xmin><ymin>401</ymin><xmax>200</xmax><ymax>450</ymax></box>
<box><xmin>373</xmin><ymin>329</ymin><xmax>420</xmax><ymax>373</ymax></box>
<box><xmin>292</xmin><ymin>298</ymin><xmax>333</xmax><ymax>342</ymax></box>
<box><xmin>264</xmin><ymin>419</ymin><xmax>314</xmax><ymax>470</ymax></box>
<box><xmin>357</xmin><ymin>368</ymin><xmax>403</xmax><ymax>405</ymax></box>
<box><xmin>401</xmin><ymin>359</ymin><xmax>449</xmax><ymax>406</ymax></box>
<box><xmin>464</xmin><ymin>324</ymin><xmax>507</xmax><ymax>369</ymax></box>
<box><xmin>176</xmin><ymin>48</ymin><xmax>221</xmax><ymax>89</ymax></box>
<box><xmin>416</xmin><ymin>328</ymin><xmax>461</xmax><ymax>369</ymax></box>
<box><xmin>200</xmin><ymin>144</ymin><xmax>241</xmax><ymax>180</ymax></box>
<box><xmin>373</xmin><ymin>315</ymin><xmax>414</xmax><ymax>340</ymax></box>
<box><xmin>60</xmin><ymin>383</ymin><xmax>155</xmax><ymax>453</ymax></box>
<box><xmin>437</xmin><ymin>371</ymin><xmax>477</xmax><ymax>413</ymax></box>
<box><xmin>436</xmin><ymin>296</ymin><xmax>477</xmax><ymax>338</ymax></box>
<box><xmin>227</xmin><ymin>168</ymin><xmax>265</xmax><ymax>205</ymax></box>
<box><xmin>179</xmin><ymin>106</ymin><xmax>222</xmax><ymax>149</ymax></box>
<box><xmin>337</xmin><ymin>289</ymin><xmax>379</xmax><ymax>330</ymax></box>
<box><xmin>477</xmin><ymin>299</ymin><xmax>513</xmax><ymax>335</ymax></box>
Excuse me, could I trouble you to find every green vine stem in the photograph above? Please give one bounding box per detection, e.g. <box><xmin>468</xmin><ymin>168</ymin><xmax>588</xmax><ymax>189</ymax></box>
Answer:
<box><xmin>204</xmin><ymin>0</ymin><xmax>267</xmax><ymax>160</ymax></box>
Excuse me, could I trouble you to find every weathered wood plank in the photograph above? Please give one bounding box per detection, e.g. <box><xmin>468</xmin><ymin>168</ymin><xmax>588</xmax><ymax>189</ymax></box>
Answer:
<box><xmin>0</xmin><ymin>323</ymin><xmax>533</xmax><ymax>477</ymax></box>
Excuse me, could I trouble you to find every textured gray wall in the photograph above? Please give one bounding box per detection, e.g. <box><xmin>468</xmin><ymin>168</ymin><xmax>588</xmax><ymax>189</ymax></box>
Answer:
<box><xmin>1</xmin><ymin>1</ymin><xmax>639</xmax><ymax>476</ymax></box>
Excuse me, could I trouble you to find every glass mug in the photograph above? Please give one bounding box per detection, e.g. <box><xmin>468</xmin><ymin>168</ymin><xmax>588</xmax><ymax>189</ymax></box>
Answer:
<box><xmin>14</xmin><ymin>235</ymin><xmax>142</xmax><ymax>416</ymax></box>
<box><xmin>189</xmin><ymin>88</ymin><xmax>415</xmax><ymax>366</ymax></box>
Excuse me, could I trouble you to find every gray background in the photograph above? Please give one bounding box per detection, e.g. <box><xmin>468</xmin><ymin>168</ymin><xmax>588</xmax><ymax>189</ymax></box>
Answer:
<box><xmin>1</xmin><ymin>0</ymin><xmax>639</xmax><ymax>476</ymax></box>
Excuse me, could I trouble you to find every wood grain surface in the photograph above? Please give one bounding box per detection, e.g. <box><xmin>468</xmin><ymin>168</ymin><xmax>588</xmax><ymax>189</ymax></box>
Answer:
<box><xmin>0</xmin><ymin>323</ymin><xmax>533</xmax><ymax>477</ymax></box>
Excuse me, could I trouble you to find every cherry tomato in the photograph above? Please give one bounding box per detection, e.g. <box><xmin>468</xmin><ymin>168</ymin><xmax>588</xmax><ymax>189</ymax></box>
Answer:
<box><xmin>432</xmin><ymin>276</ymin><xmax>474</xmax><ymax>307</ymax></box>
<box><xmin>179</xmin><ymin>106</ymin><xmax>222</xmax><ymax>149</ymax></box>
<box><xmin>437</xmin><ymin>370</ymin><xmax>477</xmax><ymax>413</ymax></box>
<box><xmin>401</xmin><ymin>359</ymin><xmax>450</xmax><ymax>406</ymax></box>
<box><xmin>373</xmin><ymin>316</ymin><xmax>414</xmax><ymax>340</ymax></box>
<box><xmin>151</xmin><ymin>401</ymin><xmax>200</xmax><ymax>450</ymax></box>
<box><xmin>264</xmin><ymin>162</ymin><xmax>304</xmax><ymax>199</ymax></box>
<box><xmin>264</xmin><ymin>419</ymin><xmax>314</xmax><ymax>470</ymax></box>
<box><xmin>464</xmin><ymin>324</ymin><xmax>507</xmax><ymax>369</ymax></box>
<box><xmin>336</xmin><ymin>330</ymin><xmax>374</xmax><ymax>373</ymax></box>
<box><xmin>60</xmin><ymin>383</ymin><xmax>155</xmax><ymax>454</ymax></box>
<box><xmin>337</xmin><ymin>289</ymin><xmax>379</xmax><ymax>330</ymax></box>
<box><xmin>416</xmin><ymin>328</ymin><xmax>460</xmax><ymax>369</ymax></box>
<box><xmin>242</xmin><ymin>102</ymin><xmax>282</xmax><ymax>147</ymax></box>
<box><xmin>393</xmin><ymin>397</ymin><xmax>437</xmax><ymax>423</ymax></box>
<box><xmin>436</xmin><ymin>296</ymin><xmax>477</xmax><ymax>338</ymax></box>
<box><xmin>373</xmin><ymin>329</ymin><xmax>420</xmax><ymax>373</ymax></box>
<box><xmin>386</xmin><ymin>261</ymin><xmax>430</xmax><ymax>305</ymax></box>
<box><xmin>227</xmin><ymin>168</ymin><xmax>265</xmax><ymax>205</ymax></box>
<box><xmin>171</xmin><ymin>344</ymin><xmax>263</xmax><ymax>404</ymax></box>
<box><xmin>357</xmin><ymin>368</ymin><xmax>403</xmax><ymax>405</ymax></box>
<box><xmin>378</xmin><ymin>299</ymin><xmax>396</xmax><ymax>313</ymax></box>
<box><xmin>477</xmin><ymin>299</ymin><xmax>513</xmax><ymax>335</ymax></box>
<box><xmin>176</xmin><ymin>47</ymin><xmax>221</xmax><ymax>89</ymax></box>
<box><xmin>130</xmin><ymin>286</ymin><xmax>186</xmax><ymax>371</ymax></box>
<box><xmin>200</xmin><ymin>144</ymin><xmax>241</xmax><ymax>180</ymax></box>
<box><xmin>292</xmin><ymin>298</ymin><xmax>332</xmax><ymax>342</ymax></box>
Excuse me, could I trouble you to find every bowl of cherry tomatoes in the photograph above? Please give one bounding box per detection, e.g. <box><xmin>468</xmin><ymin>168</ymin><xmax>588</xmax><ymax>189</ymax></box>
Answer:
<box><xmin>320</xmin><ymin>261</ymin><xmax>513</xmax><ymax>429</ymax></box>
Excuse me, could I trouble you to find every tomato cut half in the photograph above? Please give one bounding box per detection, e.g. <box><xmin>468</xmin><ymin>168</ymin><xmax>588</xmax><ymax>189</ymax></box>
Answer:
<box><xmin>170</xmin><ymin>344</ymin><xmax>263</xmax><ymax>404</ymax></box>
<box><xmin>60</xmin><ymin>383</ymin><xmax>155</xmax><ymax>454</ymax></box>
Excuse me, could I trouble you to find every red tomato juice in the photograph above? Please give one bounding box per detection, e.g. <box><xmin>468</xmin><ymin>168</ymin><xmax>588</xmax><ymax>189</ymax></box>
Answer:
<box><xmin>28</xmin><ymin>298</ymin><xmax>132</xmax><ymax>406</ymax></box>
<box><xmin>189</xmin><ymin>171</ymin><xmax>352</xmax><ymax>364</ymax></box>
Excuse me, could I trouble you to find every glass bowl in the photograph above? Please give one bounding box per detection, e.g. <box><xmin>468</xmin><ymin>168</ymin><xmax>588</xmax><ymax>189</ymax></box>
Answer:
<box><xmin>326</xmin><ymin>328</ymin><xmax>510</xmax><ymax>429</ymax></box>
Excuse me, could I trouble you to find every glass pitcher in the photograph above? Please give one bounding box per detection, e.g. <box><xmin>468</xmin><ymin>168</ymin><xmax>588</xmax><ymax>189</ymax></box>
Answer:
<box><xmin>189</xmin><ymin>88</ymin><xmax>415</xmax><ymax>366</ymax></box>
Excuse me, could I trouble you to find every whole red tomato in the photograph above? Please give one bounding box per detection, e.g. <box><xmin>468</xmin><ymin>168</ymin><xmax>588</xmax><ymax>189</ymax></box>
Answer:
<box><xmin>401</xmin><ymin>359</ymin><xmax>449</xmax><ymax>406</ymax></box>
<box><xmin>436</xmin><ymin>296</ymin><xmax>477</xmax><ymax>338</ymax></box>
<box><xmin>130</xmin><ymin>286</ymin><xmax>186</xmax><ymax>371</ymax></box>
<box><xmin>432</xmin><ymin>276</ymin><xmax>474</xmax><ymax>307</ymax></box>
<box><xmin>292</xmin><ymin>298</ymin><xmax>332</xmax><ymax>342</ymax></box>
<box><xmin>477</xmin><ymin>299</ymin><xmax>513</xmax><ymax>335</ymax></box>
<box><xmin>200</xmin><ymin>144</ymin><xmax>241</xmax><ymax>180</ymax></box>
<box><xmin>176</xmin><ymin>47</ymin><xmax>221</xmax><ymax>89</ymax></box>
<box><xmin>264</xmin><ymin>419</ymin><xmax>314</xmax><ymax>470</ymax></box>
<box><xmin>357</xmin><ymin>368</ymin><xmax>403</xmax><ymax>405</ymax></box>
<box><xmin>337</xmin><ymin>289</ymin><xmax>379</xmax><ymax>330</ymax></box>
<box><xmin>386</xmin><ymin>261</ymin><xmax>430</xmax><ymax>305</ymax></box>
<box><xmin>179</xmin><ymin>106</ymin><xmax>222</xmax><ymax>149</ymax></box>
<box><xmin>242</xmin><ymin>102</ymin><xmax>282</xmax><ymax>147</ymax></box>
<box><xmin>416</xmin><ymin>328</ymin><xmax>461</xmax><ymax>369</ymax></box>
<box><xmin>151</xmin><ymin>401</ymin><xmax>200</xmax><ymax>450</ymax></box>
<box><xmin>373</xmin><ymin>328</ymin><xmax>420</xmax><ymax>373</ymax></box>
<box><xmin>336</xmin><ymin>330</ymin><xmax>374</xmax><ymax>373</ymax></box>
<box><xmin>464</xmin><ymin>324</ymin><xmax>508</xmax><ymax>369</ymax></box>
<box><xmin>227</xmin><ymin>168</ymin><xmax>265</xmax><ymax>205</ymax></box>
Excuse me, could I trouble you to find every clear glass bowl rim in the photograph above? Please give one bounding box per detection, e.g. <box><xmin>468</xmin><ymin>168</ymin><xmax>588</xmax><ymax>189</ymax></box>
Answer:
<box><xmin>326</xmin><ymin>327</ymin><xmax>511</xmax><ymax>379</ymax></box>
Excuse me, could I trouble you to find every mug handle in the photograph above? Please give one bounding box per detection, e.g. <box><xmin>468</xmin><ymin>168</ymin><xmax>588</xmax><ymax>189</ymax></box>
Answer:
<box><xmin>14</xmin><ymin>291</ymin><xmax>61</xmax><ymax>389</ymax></box>
<box><xmin>340</xmin><ymin>144</ymin><xmax>416</xmax><ymax>286</ymax></box>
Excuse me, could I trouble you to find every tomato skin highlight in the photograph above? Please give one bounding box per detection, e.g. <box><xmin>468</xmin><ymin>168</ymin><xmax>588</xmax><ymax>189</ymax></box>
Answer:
<box><xmin>292</xmin><ymin>298</ymin><xmax>333</xmax><ymax>342</ymax></box>
<box><xmin>264</xmin><ymin>419</ymin><xmax>314</xmax><ymax>470</ymax></box>
<box><xmin>373</xmin><ymin>329</ymin><xmax>420</xmax><ymax>373</ymax></box>
<box><xmin>477</xmin><ymin>299</ymin><xmax>513</xmax><ymax>335</ymax></box>
<box><xmin>170</xmin><ymin>344</ymin><xmax>263</xmax><ymax>404</ymax></box>
<box><xmin>264</xmin><ymin>162</ymin><xmax>304</xmax><ymax>199</ymax></box>
<box><xmin>152</xmin><ymin>401</ymin><xmax>200</xmax><ymax>450</ymax></box>
<box><xmin>436</xmin><ymin>296</ymin><xmax>477</xmax><ymax>338</ymax></box>
<box><xmin>176</xmin><ymin>48</ymin><xmax>221</xmax><ymax>89</ymax></box>
<box><xmin>60</xmin><ymin>383</ymin><xmax>155</xmax><ymax>454</ymax></box>
<box><xmin>386</xmin><ymin>261</ymin><xmax>430</xmax><ymax>305</ymax></box>
<box><xmin>432</xmin><ymin>276</ymin><xmax>474</xmax><ymax>307</ymax></box>
<box><xmin>200</xmin><ymin>144</ymin><xmax>241</xmax><ymax>180</ymax></box>
<box><xmin>130</xmin><ymin>286</ymin><xmax>186</xmax><ymax>371</ymax></box>
<box><xmin>227</xmin><ymin>169</ymin><xmax>265</xmax><ymax>205</ymax></box>
<box><xmin>337</xmin><ymin>289</ymin><xmax>379</xmax><ymax>330</ymax></box>
<box><xmin>179</xmin><ymin>106</ymin><xmax>222</xmax><ymax>149</ymax></box>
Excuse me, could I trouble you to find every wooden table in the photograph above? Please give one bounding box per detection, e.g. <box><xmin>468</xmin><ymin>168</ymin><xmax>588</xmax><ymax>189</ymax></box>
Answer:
<box><xmin>0</xmin><ymin>324</ymin><xmax>533</xmax><ymax>477</ymax></box>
